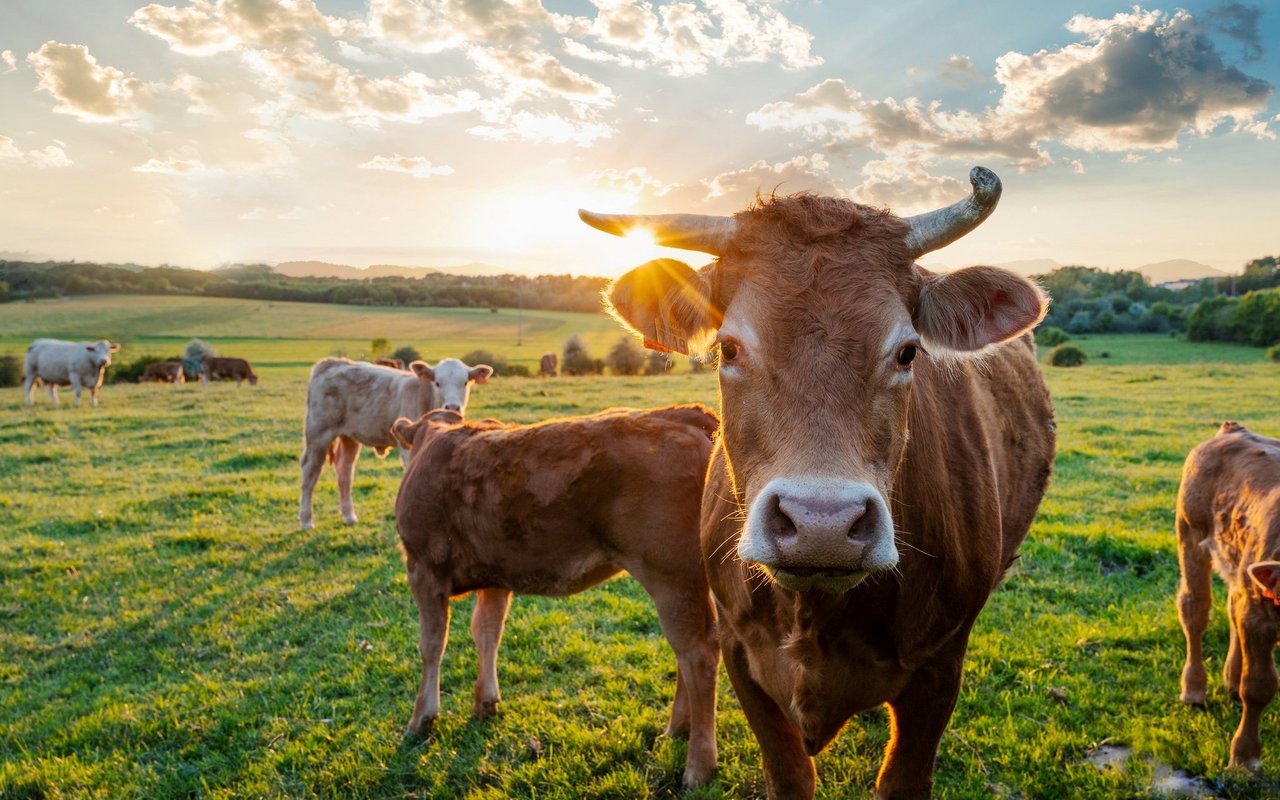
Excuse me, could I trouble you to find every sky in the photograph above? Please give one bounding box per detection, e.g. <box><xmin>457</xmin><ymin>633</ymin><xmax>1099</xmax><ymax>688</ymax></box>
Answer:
<box><xmin>0</xmin><ymin>0</ymin><xmax>1277</xmax><ymax>278</ymax></box>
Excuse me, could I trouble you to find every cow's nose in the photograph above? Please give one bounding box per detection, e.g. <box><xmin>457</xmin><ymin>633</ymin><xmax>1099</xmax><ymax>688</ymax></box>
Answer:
<box><xmin>765</xmin><ymin>491</ymin><xmax>879</xmax><ymax>546</ymax></box>
<box><xmin>443</xmin><ymin>403</ymin><xmax>461</xmax><ymax>412</ymax></box>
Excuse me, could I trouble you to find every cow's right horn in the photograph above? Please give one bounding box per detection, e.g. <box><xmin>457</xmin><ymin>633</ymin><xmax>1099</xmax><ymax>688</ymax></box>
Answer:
<box><xmin>578</xmin><ymin>210</ymin><xmax>736</xmax><ymax>256</ymax></box>
<box><xmin>903</xmin><ymin>166</ymin><xmax>1002</xmax><ymax>259</ymax></box>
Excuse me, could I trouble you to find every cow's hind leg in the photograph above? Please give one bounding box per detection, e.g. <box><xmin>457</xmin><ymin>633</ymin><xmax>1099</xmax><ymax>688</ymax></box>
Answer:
<box><xmin>298</xmin><ymin>435</ymin><xmax>331</xmax><ymax>530</ymax></box>
<box><xmin>875</xmin><ymin>651</ymin><xmax>966</xmax><ymax>800</ymax></box>
<box><xmin>722</xmin><ymin>634</ymin><xmax>814</xmax><ymax>798</ymax></box>
<box><xmin>1177</xmin><ymin>515</ymin><xmax>1213</xmax><ymax>705</ymax></box>
<box><xmin>470</xmin><ymin>588</ymin><xmax>512</xmax><ymax>718</ymax></box>
<box><xmin>1225</xmin><ymin>585</ymin><xmax>1244</xmax><ymax>701</ymax></box>
<box><xmin>1229</xmin><ymin>597</ymin><xmax>1277</xmax><ymax>770</ymax></box>
<box><xmin>406</xmin><ymin>555</ymin><xmax>451</xmax><ymax>735</ymax></box>
<box><xmin>334</xmin><ymin>435</ymin><xmax>361</xmax><ymax>525</ymax></box>
<box><xmin>23</xmin><ymin>373</ymin><xmax>35</xmax><ymax>406</ymax></box>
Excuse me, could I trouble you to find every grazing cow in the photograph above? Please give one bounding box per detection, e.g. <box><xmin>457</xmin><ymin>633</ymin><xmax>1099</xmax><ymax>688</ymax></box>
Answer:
<box><xmin>299</xmin><ymin>357</ymin><xmax>492</xmax><ymax>530</ymax></box>
<box><xmin>538</xmin><ymin>352</ymin><xmax>557</xmax><ymax>377</ymax></box>
<box><xmin>23</xmin><ymin>338</ymin><xmax>120</xmax><ymax>407</ymax></box>
<box><xmin>201</xmin><ymin>355</ymin><xmax>258</xmax><ymax>386</ymax></box>
<box><xmin>581</xmin><ymin>166</ymin><xmax>1056</xmax><ymax>798</ymax></box>
<box><xmin>376</xmin><ymin>357</ymin><xmax>406</xmax><ymax>370</ymax></box>
<box><xmin>141</xmin><ymin>361</ymin><xmax>185</xmax><ymax>384</ymax></box>
<box><xmin>1176</xmin><ymin>421</ymin><xmax>1280</xmax><ymax>770</ymax></box>
<box><xmin>390</xmin><ymin>404</ymin><xmax>720</xmax><ymax>787</ymax></box>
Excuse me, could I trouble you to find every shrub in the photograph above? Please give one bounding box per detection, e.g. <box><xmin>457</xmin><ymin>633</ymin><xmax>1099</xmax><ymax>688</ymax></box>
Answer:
<box><xmin>183</xmin><ymin>339</ymin><xmax>215</xmax><ymax>380</ymax></box>
<box><xmin>1187</xmin><ymin>296</ymin><xmax>1239</xmax><ymax>342</ymax></box>
<box><xmin>459</xmin><ymin>349</ymin><xmax>528</xmax><ymax>378</ymax></box>
<box><xmin>606</xmin><ymin>337</ymin><xmax>646</xmax><ymax>376</ymax></box>
<box><xmin>562</xmin><ymin>335</ymin><xmax>595</xmax><ymax>376</ymax></box>
<box><xmin>0</xmin><ymin>355</ymin><xmax>21</xmax><ymax>388</ymax></box>
<box><xmin>370</xmin><ymin>337</ymin><xmax>391</xmax><ymax>360</ymax></box>
<box><xmin>644</xmin><ymin>350</ymin><xmax>673</xmax><ymax>375</ymax></box>
<box><xmin>1067</xmin><ymin>311</ymin><xmax>1093</xmax><ymax>334</ymax></box>
<box><xmin>1046</xmin><ymin>344</ymin><xmax>1087</xmax><ymax>367</ymax></box>
<box><xmin>1035</xmin><ymin>326</ymin><xmax>1070</xmax><ymax>347</ymax></box>
<box><xmin>390</xmin><ymin>345</ymin><xmax>421</xmax><ymax>365</ymax></box>
<box><xmin>1268</xmin><ymin>344</ymin><xmax>1280</xmax><ymax>362</ymax></box>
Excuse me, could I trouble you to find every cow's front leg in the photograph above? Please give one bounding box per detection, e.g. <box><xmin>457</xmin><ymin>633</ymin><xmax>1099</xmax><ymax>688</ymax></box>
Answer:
<box><xmin>298</xmin><ymin>435</ymin><xmax>331</xmax><ymax>530</ymax></box>
<box><xmin>1229</xmin><ymin>600</ymin><xmax>1277</xmax><ymax>770</ymax></box>
<box><xmin>1177</xmin><ymin>515</ymin><xmax>1213</xmax><ymax>704</ymax></box>
<box><xmin>470</xmin><ymin>588</ymin><xmax>512</xmax><ymax>718</ymax></box>
<box><xmin>406</xmin><ymin>556</ymin><xmax>451</xmax><ymax>735</ymax></box>
<box><xmin>70</xmin><ymin>374</ymin><xmax>84</xmax><ymax>407</ymax></box>
<box><xmin>875</xmin><ymin>653</ymin><xmax>966</xmax><ymax>800</ymax></box>
<box><xmin>722</xmin><ymin>634</ymin><xmax>814</xmax><ymax>799</ymax></box>
<box><xmin>333</xmin><ymin>435</ymin><xmax>361</xmax><ymax>525</ymax></box>
<box><xmin>1224</xmin><ymin>586</ymin><xmax>1244</xmax><ymax>701</ymax></box>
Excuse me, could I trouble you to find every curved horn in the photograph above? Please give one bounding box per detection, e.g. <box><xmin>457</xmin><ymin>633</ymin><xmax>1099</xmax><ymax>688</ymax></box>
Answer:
<box><xmin>578</xmin><ymin>210</ymin><xmax>736</xmax><ymax>256</ymax></box>
<box><xmin>903</xmin><ymin>166</ymin><xmax>1002</xmax><ymax>259</ymax></box>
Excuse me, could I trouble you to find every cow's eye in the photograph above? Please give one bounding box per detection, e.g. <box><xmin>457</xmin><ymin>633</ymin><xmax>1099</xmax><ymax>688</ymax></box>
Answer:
<box><xmin>896</xmin><ymin>343</ymin><xmax>919</xmax><ymax>368</ymax></box>
<box><xmin>719</xmin><ymin>339</ymin><xmax>741</xmax><ymax>364</ymax></box>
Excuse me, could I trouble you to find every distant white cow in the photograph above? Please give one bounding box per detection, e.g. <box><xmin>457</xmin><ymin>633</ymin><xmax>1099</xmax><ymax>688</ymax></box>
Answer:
<box><xmin>298</xmin><ymin>357</ymin><xmax>493</xmax><ymax>530</ymax></box>
<box><xmin>23</xmin><ymin>338</ymin><xmax>120</xmax><ymax>407</ymax></box>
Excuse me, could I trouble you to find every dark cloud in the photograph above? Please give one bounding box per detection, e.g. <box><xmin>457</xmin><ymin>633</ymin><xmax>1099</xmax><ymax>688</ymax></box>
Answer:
<box><xmin>1208</xmin><ymin>2</ymin><xmax>1264</xmax><ymax>61</ymax></box>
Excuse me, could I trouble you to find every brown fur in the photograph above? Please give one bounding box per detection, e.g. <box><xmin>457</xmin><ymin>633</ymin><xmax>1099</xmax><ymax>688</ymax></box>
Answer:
<box><xmin>605</xmin><ymin>192</ymin><xmax>1056</xmax><ymax>798</ymax></box>
<box><xmin>141</xmin><ymin>361</ymin><xmax>185</xmax><ymax>384</ymax></box>
<box><xmin>376</xmin><ymin>357</ymin><xmax>406</xmax><ymax>370</ymax></box>
<box><xmin>393</xmin><ymin>405</ymin><xmax>721</xmax><ymax>787</ymax></box>
<box><xmin>1176</xmin><ymin>422</ymin><xmax>1280</xmax><ymax>769</ymax></box>
<box><xmin>200</xmin><ymin>355</ymin><xmax>258</xmax><ymax>386</ymax></box>
<box><xmin>538</xmin><ymin>352</ymin><xmax>557</xmax><ymax>377</ymax></box>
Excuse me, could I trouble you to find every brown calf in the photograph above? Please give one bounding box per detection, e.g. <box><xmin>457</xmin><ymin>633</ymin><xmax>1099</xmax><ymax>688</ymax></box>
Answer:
<box><xmin>391</xmin><ymin>405</ymin><xmax>720</xmax><ymax>787</ymax></box>
<box><xmin>538</xmin><ymin>352</ymin><xmax>557</xmax><ymax>377</ymax></box>
<box><xmin>141</xmin><ymin>361</ymin><xmax>185</xmax><ymax>384</ymax></box>
<box><xmin>201</xmin><ymin>355</ymin><xmax>258</xmax><ymax>386</ymax></box>
<box><xmin>1177</xmin><ymin>421</ymin><xmax>1280</xmax><ymax>770</ymax></box>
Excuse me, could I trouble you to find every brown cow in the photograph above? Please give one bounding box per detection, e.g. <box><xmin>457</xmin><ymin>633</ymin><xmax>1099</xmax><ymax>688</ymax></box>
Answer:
<box><xmin>141</xmin><ymin>361</ymin><xmax>185</xmax><ymax>384</ymax></box>
<box><xmin>201</xmin><ymin>355</ymin><xmax>258</xmax><ymax>386</ymax></box>
<box><xmin>1177</xmin><ymin>421</ymin><xmax>1280</xmax><ymax>770</ymax></box>
<box><xmin>538</xmin><ymin>352</ymin><xmax>557</xmax><ymax>377</ymax></box>
<box><xmin>376</xmin><ymin>357</ymin><xmax>406</xmax><ymax>370</ymax></box>
<box><xmin>581</xmin><ymin>166</ymin><xmax>1056</xmax><ymax>798</ymax></box>
<box><xmin>390</xmin><ymin>405</ymin><xmax>720</xmax><ymax>787</ymax></box>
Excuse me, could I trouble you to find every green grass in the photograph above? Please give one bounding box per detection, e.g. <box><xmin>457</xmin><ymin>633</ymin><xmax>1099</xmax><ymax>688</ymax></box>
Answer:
<box><xmin>3</xmin><ymin>299</ymin><xmax>1280</xmax><ymax>798</ymax></box>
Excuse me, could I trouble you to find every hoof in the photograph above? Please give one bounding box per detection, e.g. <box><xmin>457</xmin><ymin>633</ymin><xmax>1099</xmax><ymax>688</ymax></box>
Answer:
<box><xmin>299</xmin><ymin>520</ymin><xmax>313</xmax><ymax>531</ymax></box>
<box><xmin>342</xmin><ymin>515</ymin><xmax>358</xmax><ymax>526</ymax></box>
<box><xmin>1227</xmin><ymin>756</ymin><xmax>1262</xmax><ymax>773</ymax></box>
<box><xmin>1180</xmin><ymin>689</ymin><xmax>1206</xmax><ymax>706</ymax></box>
<box><xmin>682</xmin><ymin>763</ymin><xmax>713</xmax><ymax>789</ymax></box>
<box><xmin>405</xmin><ymin>716</ymin><xmax>436</xmax><ymax>737</ymax></box>
<box><xmin>473</xmin><ymin>698</ymin><xmax>499</xmax><ymax>719</ymax></box>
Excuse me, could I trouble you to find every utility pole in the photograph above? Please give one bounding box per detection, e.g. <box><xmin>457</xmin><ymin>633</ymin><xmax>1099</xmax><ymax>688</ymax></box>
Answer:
<box><xmin>516</xmin><ymin>277</ymin><xmax>523</xmax><ymax>347</ymax></box>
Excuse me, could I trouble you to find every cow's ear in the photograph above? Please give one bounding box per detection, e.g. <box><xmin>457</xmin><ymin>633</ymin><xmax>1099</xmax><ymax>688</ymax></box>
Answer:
<box><xmin>1249</xmin><ymin>561</ymin><xmax>1280</xmax><ymax>602</ymax></box>
<box><xmin>109</xmin><ymin>344</ymin><xmax>120</xmax><ymax>352</ymax></box>
<box><xmin>390</xmin><ymin>417</ymin><xmax>418</xmax><ymax>449</ymax></box>
<box><xmin>606</xmin><ymin>258</ymin><xmax>721</xmax><ymax>356</ymax></box>
<box><xmin>914</xmin><ymin>266</ymin><xmax>1047</xmax><ymax>351</ymax></box>
<box><xmin>468</xmin><ymin>364</ymin><xmax>493</xmax><ymax>384</ymax></box>
<box><xmin>410</xmin><ymin>361</ymin><xmax>434</xmax><ymax>381</ymax></box>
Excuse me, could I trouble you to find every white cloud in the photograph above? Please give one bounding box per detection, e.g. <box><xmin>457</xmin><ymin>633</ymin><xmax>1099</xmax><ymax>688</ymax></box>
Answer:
<box><xmin>0</xmin><ymin>135</ymin><xmax>73</xmax><ymax>168</ymax></box>
<box><xmin>358</xmin><ymin>154</ymin><xmax>455</xmax><ymax>178</ymax></box>
<box><xmin>748</xmin><ymin>6</ymin><xmax>1274</xmax><ymax>181</ymax></box>
<box><xmin>1</xmin><ymin>50</ymin><xmax>16</xmax><ymax>73</ymax></box>
<box><xmin>646</xmin><ymin>153</ymin><xmax>844</xmax><ymax>210</ymax></box>
<box><xmin>134</xmin><ymin>156</ymin><xmax>208</xmax><ymax>175</ymax></box>
<box><xmin>469</xmin><ymin>110</ymin><xmax>615</xmax><ymax>147</ymax></box>
<box><xmin>27</xmin><ymin>42</ymin><xmax>147</xmax><ymax>122</ymax></box>
<box><xmin>130</xmin><ymin>0</ymin><xmax>340</xmax><ymax>54</ymax></box>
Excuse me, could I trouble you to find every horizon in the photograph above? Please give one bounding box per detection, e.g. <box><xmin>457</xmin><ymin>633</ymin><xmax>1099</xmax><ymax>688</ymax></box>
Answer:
<box><xmin>1</xmin><ymin>1</ymin><xmax>1277</xmax><ymax>278</ymax></box>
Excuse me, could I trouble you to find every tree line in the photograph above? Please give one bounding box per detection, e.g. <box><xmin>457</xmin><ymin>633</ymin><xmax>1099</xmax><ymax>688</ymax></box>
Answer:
<box><xmin>0</xmin><ymin>261</ymin><xmax>609</xmax><ymax>313</ymax></box>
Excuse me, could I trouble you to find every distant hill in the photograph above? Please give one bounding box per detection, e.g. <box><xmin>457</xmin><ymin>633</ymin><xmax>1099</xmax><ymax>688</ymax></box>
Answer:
<box><xmin>273</xmin><ymin>260</ymin><xmax>511</xmax><ymax>279</ymax></box>
<box><xmin>995</xmin><ymin>258</ymin><xmax>1061</xmax><ymax>277</ymax></box>
<box><xmin>1136</xmin><ymin>259</ymin><xmax>1229</xmax><ymax>284</ymax></box>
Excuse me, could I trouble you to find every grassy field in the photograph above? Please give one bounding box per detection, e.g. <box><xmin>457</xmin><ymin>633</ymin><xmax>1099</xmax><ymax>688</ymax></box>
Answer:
<box><xmin>3</xmin><ymin>296</ymin><xmax>1280</xmax><ymax>798</ymax></box>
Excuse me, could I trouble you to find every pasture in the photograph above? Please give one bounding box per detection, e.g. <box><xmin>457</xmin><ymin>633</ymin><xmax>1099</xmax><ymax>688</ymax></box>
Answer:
<box><xmin>3</xmin><ymin>296</ymin><xmax>1280</xmax><ymax>798</ymax></box>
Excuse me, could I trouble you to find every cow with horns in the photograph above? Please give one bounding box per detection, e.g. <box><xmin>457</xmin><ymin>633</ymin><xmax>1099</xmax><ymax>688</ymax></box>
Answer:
<box><xmin>580</xmin><ymin>167</ymin><xmax>1056</xmax><ymax>799</ymax></box>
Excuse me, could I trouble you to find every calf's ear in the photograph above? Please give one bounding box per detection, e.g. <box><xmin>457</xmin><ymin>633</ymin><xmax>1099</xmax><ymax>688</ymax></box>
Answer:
<box><xmin>109</xmin><ymin>344</ymin><xmax>120</xmax><ymax>352</ymax></box>
<box><xmin>914</xmin><ymin>266</ymin><xmax>1048</xmax><ymax>351</ymax></box>
<box><xmin>410</xmin><ymin>361</ymin><xmax>434</xmax><ymax>381</ymax></box>
<box><xmin>469</xmin><ymin>364</ymin><xmax>493</xmax><ymax>384</ymax></box>
<box><xmin>606</xmin><ymin>258</ymin><xmax>721</xmax><ymax>355</ymax></box>
<box><xmin>390</xmin><ymin>417</ymin><xmax>418</xmax><ymax>449</ymax></box>
<box><xmin>1248</xmin><ymin>561</ymin><xmax>1280</xmax><ymax>602</ymax></box>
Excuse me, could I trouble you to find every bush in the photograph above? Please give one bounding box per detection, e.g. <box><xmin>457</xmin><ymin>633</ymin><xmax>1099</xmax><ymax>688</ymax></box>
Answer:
<box><xmin>562</xmin><ymin>335</ymin><xmax>596</xmax><ymax>376</ymax></box>
<box><xmin>183</xmin><ymin>339</ymin><xmax>215</xmax><ymax>380</ymax></box>
<box><xmin>390</xmin><ymin>345</ymin><xmax>421</xmax><ymax>365</ymax></box>
<box><xmin>1268</xmin><ymin>344</ymin><xmax>1280</xmax><ymax>362</ymax></box>
<box><xmin>1046</xmin><ymin>344</ymin><xmax>1087</xmax><ymax>367</ymax></box>
<box><xmin>1035</xmin><ymin>326</ymin><xmax>1070</xmax><ymax>347</ymax></box>
<box><xmin>459</xmin><ymin>349</ymin><xmax>528</xmax><ymax>378</ymax></box>
<box><xmin>370</xmin><ymin>337</ymin><xmax>391</xmax><ymax>360</ymax></box>
<box><xmin>109</xmin><ymin>355</ymin><xmax>180</xmax><ymax>384</ymax></box>
<box><xmin>1187</xmin><ymin>296</ymin><xmax>1239</xmax><ymax>342</ymax></box>
<box><xmin>645</xmin><ymin>350</ymin><xmax>673</xmax><ymax>375</ymax></box>
<box><xmin>606</xmin><ymin>337</ymin><xmax>646</xmax><ymax>376</ymax></box>
<box><xmin>0</xmin><ymin>355</ymin><xmax>21</xmax><ymax>387</ymax></box>
<box><xmin>1067</xmin><ymin>311</ymin><xmax>1093</xmax><ymax>334</ymax></box>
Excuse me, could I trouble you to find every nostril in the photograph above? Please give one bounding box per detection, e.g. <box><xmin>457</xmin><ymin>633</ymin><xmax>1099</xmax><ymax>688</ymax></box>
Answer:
<box><xmin>847</xmin><ymin>502</ymin><xmax>877</xmax><ymax>542</ymax></box>
<box><xmin>767</xmin><ymin>493</ymin><xmax>797</xmax><ymax>539</ymax></box>
<box><xmin>444</xmin><ymin>404</ymin><xmax>460</xmax><ymax>412</ymax></box>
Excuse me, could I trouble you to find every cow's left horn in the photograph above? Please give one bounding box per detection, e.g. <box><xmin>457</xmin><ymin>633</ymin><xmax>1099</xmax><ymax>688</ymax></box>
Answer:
<box><xmin>903</xmin><ymin>166</ymin><xmax>1002</xmax><ymax>258</ymax></box>
<box><xmin>578</xmin><ymin>210</ymin><xmax>736</xmax><ymax>256</ymax></box>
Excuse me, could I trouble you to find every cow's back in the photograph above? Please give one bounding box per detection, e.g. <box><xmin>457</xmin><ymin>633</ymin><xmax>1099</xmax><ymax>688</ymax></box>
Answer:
<box><xmin>25</xmin><ymin>339</ymin><xmax>82</xmax><ymax>382</ymax></box>
<box><xmin>1179</xmin><ymin>425</ymin><xmax>1280</xmax><ymax>549</ymax></box>
<box><xmin>305</xmin><ymin>357</ymin><xmax>419</xmax><ymax>447</ymax></box>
